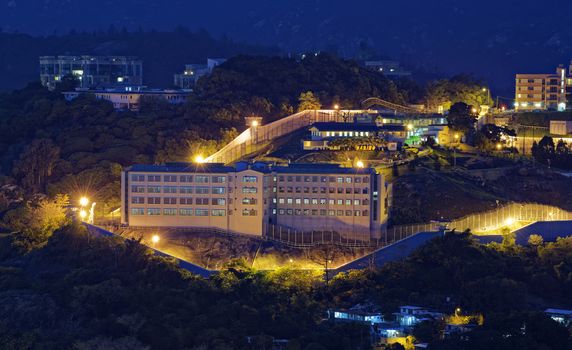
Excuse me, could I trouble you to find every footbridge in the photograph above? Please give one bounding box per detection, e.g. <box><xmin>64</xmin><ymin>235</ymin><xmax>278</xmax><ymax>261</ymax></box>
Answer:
<box><xmin>204</xmin><ymin>109</ymin><xmax>368</xmax><ymax>164</ymax></box>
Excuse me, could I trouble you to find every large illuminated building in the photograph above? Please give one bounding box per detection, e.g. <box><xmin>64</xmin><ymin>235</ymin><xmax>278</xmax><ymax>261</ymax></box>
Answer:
<box><xmin>39</xmin><ymin>55</ymin><xmax>143</xmax><ymax>90</ymax></box>
<box><xmin>121</xmin><ymin>162</ymin><xmax>389</xmax><ymax>240</ymax></box>
<box><xmin>515</xmin><ymin>62</ymin><xmax>572</xmax><ymax>111</ymax></box>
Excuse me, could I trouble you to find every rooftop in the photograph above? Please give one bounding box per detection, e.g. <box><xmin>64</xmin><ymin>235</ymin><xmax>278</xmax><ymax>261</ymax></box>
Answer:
<box><xmin>545</xmin><ymin>308</ymin><xmax>572</xmax><ymax>315</ymax></box>
<box><xmin>310</xmin><ymin>122</ymin><xmax>405</xmax><ymax>132</ymax></box>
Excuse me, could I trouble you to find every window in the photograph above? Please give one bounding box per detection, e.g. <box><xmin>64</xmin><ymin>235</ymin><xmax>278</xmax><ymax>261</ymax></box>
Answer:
<box><xmin>242</xmin><ymin>187</ymin><xmax>257</xmax><ymax>194</ymax></box>
<box><xmin>212</xmin><ymin>187</ymin><xmax>226</xmax><ymax>194</ymax></box>
<box><xmin>311</xmin><ymin>198</ymin><xmax>318</xmax><ymax>205</ymax></box>
<box><xmin>345</xmin><ymin>210</ymin><xmax>352</xmax><ymax>216</ymax></box>
<box><xmin>295</xmin><ymin>198</ymin><xmax>301</xmax><ymax>204</ymax></box>
<box><xmin>354</xmin><ymin>188</ymin><xmax>361</xmax><ymax>194</ymax></box>
<box><xmin>320</xmin><ymin>209</ymin><xmax>327</xmax><ymax>216</ymax></box>
<box><xmin>329</xmin><ymin>188</ymin><xmax>335</xmax><ymax>194</ymax></box>
<box><xmin>345</xmin><ymin>199</ymin><xmax>351</xmax><ymax>206</ymax></box>
<box><xmin>355</xmin><ymin>177</ymin><xmax>362</xmax><ymax>184</ymax></box>
<box><xmin>328</xmin><ymin>210</ymin><xmax>335</xmax><ymax>216</ymax></box>
<box><xmin>287</xmin><ymin>209</ymin><xmax>293</xmax><ymax>215</ymax></box>
<box><xmin>337</xmin><ymin>177</ymin><xmax>343</xmax><ymax>183</ymax></box>
<box><xmin>321</xmin><ymin>176</ymin><xmax>328</xmax><ymax>182</ymax></box>
<box><xmin>242</xmin><ymin>176</ymin><xmax>258</xmax><ymax>183</ymax></box>
<box><xmin>329</xmin><ymin>177</ymin><xmax>336</xmax><ymax>183</ymax></box>
<box><xmin>212</xmin><ymin>198</ymin><xmax>226</xmax><ymax>205</ymax></box>
<box><xmin>242</xmin><ymin>198</ymin><xmax>256</xmax><ymax>205</ymax></box>
<box><xmin>287</xmin><ymin>198</ymin><xmax>293</xmax><ymax>204</ymax></box>
<box><xmin>295</xmin><ymin>187</ymin><xmax>301</xmax><ymax>193</ymax></box>
<box><xmin>303</xmin><ymin>187</ymin><xmax>310</xmax><ymax>193</ymax></box>
<box><xmin>148</xmin><ymin>197</ymin><xmax>161</xmax><ymax>204</ymax></box>
<box><xmin>320</xmin><ymin>198</ymin><xmax>327</xmax><ymax>205</ymax></box>
<box><xmin>312</xmin><ymin>187</ymin><xmax>318</xmax><ymax>193</ymax></box>
<box><xmin>130</xmin><ymin>208</ymin><xmax>145</xmax><ymax>216</ymax></box>
<box><xmin>147</xmin><ymin>208</ymin><xmax>161</xmax><ymax>216</ymax></box>
<box><xmin>163</xmin><ymin>186</ymin><xmax>177</xmax><ymax>194</ymax></box>
<box><xmin>363</xmin><ymin>188</ymin><xmax>369</xmax><ymax>194</ymax></box>
<box><xmin>295</xmin><ymin>209</ymin><xmax>302</xmax><ymax>215</ymax></box>
<box><xmin>354</xmin><ymin>199</ymin><xmax>360</xmax><ymax>205</ymax></box>
<box><xmin>311</xmin><ymin>209</ymin><xmax>318</xmax><ymax>215</ymax></box>
<box><xmin>278</xmin><ymin>176</ymin><xmax>284</xmax><ymax>181</ymax></box>
<box><xmin>278</xmin><ymin>187</ymin><xmax>285</xmax><ymax>193</ymax></box>
<box><xmin>354</xmin><ymin>211</ymin><xmax>361</xmax><ymax>216</ymax></box>
<box><xmin>195</xmin><ymin>209</ymin><xmax>209</xmax><ymax>216</ymax></box>
<box><xmin>180</xmin><ymin>186</ymin><xmax>193</xmax><ymax>194</ymax></box>
<box><xmin>279</xmin><ymin>198</ymin><xmax>285</xmax><ymax>204</ymax></box>
<box><xmin>312</xmin><ymin>176</ymin><xmax>318</xmax><ymax>182</ymax></box>
<box><xmin>279</xmin><ymin>209</ymin><xmax>285</xmax><ymax>215</ymax></box>
<box><xmin>131</xmin><ymin>197</ymin><xmax>145</xmax><ymax>204</ymax></box>
<box><xmin>131</xmin><ymin>174</ymin><xmax>145</xmax><ymax>181</ymax></box>
<box><xmin>345</xmin><ymin>188</ymin><xmax>352</xmax><ymax>194</ymax></box>
<box><xmin>213</xmin><ymin>176</ymin><xmax>227</xmax><ymax>183</ymax></box>
<box><xmin>180</xmin><ymin>198</ymin><xmax>193</xmax><ymax>205</ymax></box>
<box><xmin>195</xmin><ymin>175</ymin><xmax>209</xmax><ymax>183</ymax></box>
<box><xmin>211</xmin><ymin>209</ymin><xmax>226</xmax><ymax>216</ymax></box>
<box><xmin>337</xmin><ymin>188</ymin><xmax>343</xmax><ymax>194</ymax></box>
<box><xmin>337</xmin><ymin>210</ymin><xmax>344</xmax><ymax>216</ymax></box>
<box><xmin>363</xmin><ymin>199</ymin><xmax>370</xmax><ymax>205</ymax></box>
<box><xmin>196</xmin><ymin>198</ymin><xmax>209</xmax><ymax>205</ymax></box>
<box><xmin>303</xmin><ymin>209</ymin><xmax>310</xmax><ymax>216</ymax></box>
<box><xmin>242</xmin><ymin>209</ymin><xmax>257</xmax><ymax>216</ymax></box>
<box><xmin>164</xmin><ymin>175</ymin><xmax>177</xmax><ymax>182</ymax></box>
<box><xmin>147</xmin><ymin>186</ymin><xmax>161</xmax><ymax>193</ymax></box>
<box><xmin>131</xmin><ymin>185</ymin><xmax>145</xmax><ymax>193</ymax></box>
<box><xmin>337</xmin><ymin>199</ymin><xmax>343</xmax><ymax>205</ymax></box>
<box><xmin>303</xmin><ymin>198</ymin><xmax>310</xmax><ymax>204</ymax></box>
<box><xmin>164</xmin><ymin>197</ymin><xmax>177</xmax><ymax>205</ymax></box>
<box><xmin>195</xmin><ymin>186</ymin><xmax>209</xmax><ymax>194</ymax></box>
<box><xmin>163</xmin><ymin>208</ymin><xmax>177</xmax><ymax>216</ymax></box>
<box><xmin>180</xmin><ymin>209</ymin><xmax>193</xmax><ymax>216</ymax></box>
<box><xmin>180</xmin><ymin>175</ymin><xmax>193</xmax><ymax>182</ymax></box>
<box><xmin>272</xmin><ymin>198</ymin><xmax>277</xmax><ymax>204</ymax></box>
<box><xmin>320</xmin><ymin>187</ymin><xmax>327</xmax><ymax>193</ymax></box>
<box><xmin>287</xmin><ymin>187</ymin><xmax>293</xmax><ymax>193</ymax></box>
<box><xmin>329</xmin><ymin>199</ymin><xmax>335</xmax><ymax>205</ymax></box>
<box><xmin>362</xmin><ymin>210</ymin><xmax>370</xmax><ymax>216</ymax></box>
<box><xmin>147</xmin><ymin>175</ymin><xmax>161</xmax><ymax>182</ymax></box>
<box><xmin>345</xmin><ymin>177</ymin><xmax>352</xmax><ymax>183</ymax></box>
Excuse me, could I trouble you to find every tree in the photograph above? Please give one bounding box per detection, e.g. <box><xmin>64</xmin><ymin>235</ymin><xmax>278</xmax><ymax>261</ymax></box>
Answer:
<box><xmin>297</xmin><ymin>91</ymin><xmax>321</xmax><ymax>112</ymax></box>
<box><xmin>13</xmin><ymin>139</ymin><xmax>60</xmax><ymax>193</ymax></box>
<box><xmin>475</xmin><ymin>124</ymin><xmax>516</xmax><ymax>152</ymax></box>
<box><xmin>2</xmin><ymin>194</ymin><xmax>70</xmax><ymax>252</ymax></box>
<box><xmin>532</xmin><ymin>136</ymin><xmax>555</xmax><ymax>165</ymax></box>
<box><xmin>528</xmin><ymin>234</ymin><xmax>544</xmax><ymax>247</ymax></box>
<box><xmin>392</xmin><ymin>162</ymin><xmax>399</xmax><ymax>177</ymax></box>
<box><xmin>447</xmin><ymin>102</ymin><xmax>477</xmax><ymax>134</ymax></box>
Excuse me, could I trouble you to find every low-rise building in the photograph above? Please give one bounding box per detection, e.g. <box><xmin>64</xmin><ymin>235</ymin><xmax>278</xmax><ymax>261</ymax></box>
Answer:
<box><xmin>121</xmin><ymin>161</ymin><xmax>389</xmax><ymax>239</ymax></box>
<box><xmin>173</xmin><ymin>58</ymin><xmax>227</xmax><ymax>89</ymax></box>
<box><xmin>545</xmin><ymin>308</ymin><xmax>572</xmax><ymax>327</ymax></box>
<box><xmin>394</xmin><ymin>306</ymin><xmax>443</xmax><ymax>328</ymax></box>
<box><xmin>63</xmin><ymin>86</ymin><xmax>190</xmax><ymax>111</ymax></box>
<box><xmin>550</xmin><ymin>120</ymin><xmax>572</xmax><ymax>135</ymax></box>
<box><xmin>40</xmin><ymin>55</ymin><xmax>143</xmax><ymax>90</ymax></box>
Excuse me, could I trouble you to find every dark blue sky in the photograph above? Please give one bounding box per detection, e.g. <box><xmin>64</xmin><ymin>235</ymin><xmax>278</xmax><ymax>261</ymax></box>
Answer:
<box><xmin>2</xmin><ymin>0</ymin><xmax>572</xmax><ymax>95</ymax></box>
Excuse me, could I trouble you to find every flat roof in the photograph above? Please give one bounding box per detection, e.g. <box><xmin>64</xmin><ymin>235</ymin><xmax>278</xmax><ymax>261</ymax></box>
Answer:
<box><xmin>311</xmin><ymin>122</ymin><xmax>405</xmax><ymax>132</ymax></box>
<box><xmin>128</xmin><ymin>163</ymin><xmax>235</xmax><ymax>174</ymax></box>
<box><xmin>545</xmin><ymin>308</ymin><xmax>572</xmax><ymax>315</ymax></box>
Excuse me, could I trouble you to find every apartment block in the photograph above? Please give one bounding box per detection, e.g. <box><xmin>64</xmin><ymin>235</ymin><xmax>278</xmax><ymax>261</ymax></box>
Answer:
<box><xmin>515</xmin><ymin>63</ymin><xmax>572</xmax><ymax>111</ymax></box>
<box><xmin>121</xmin><ymin>162</ymin><xmax>389</xmax><ymax>239</ymax></box>
<box><xmin>40</xmin><ymin>55</ymin><xmax>143</xmax><ymax>90</ymax></box>
<box><xmin>173</xmin><ymin>58</ymin><xmax>226</xmax><ymax>89</ymax></box>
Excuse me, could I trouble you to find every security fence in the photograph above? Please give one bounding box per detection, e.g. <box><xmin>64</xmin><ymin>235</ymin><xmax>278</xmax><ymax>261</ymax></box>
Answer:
<box><xmin>263</xmin><ymin>203</ymin><xmax>572</xmax><ymax>248</ymax></box>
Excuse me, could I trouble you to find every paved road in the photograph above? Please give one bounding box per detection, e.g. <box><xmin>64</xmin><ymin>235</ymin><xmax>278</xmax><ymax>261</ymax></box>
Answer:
<box><xmin>476</xmin><ymin>220</ymin><xmax>572</xmax><ymax>245</ymax></box>
<box><xmin>333</xmin><ymin>231</ymin><xmax>443</xmax><ymax>274</ymax></box>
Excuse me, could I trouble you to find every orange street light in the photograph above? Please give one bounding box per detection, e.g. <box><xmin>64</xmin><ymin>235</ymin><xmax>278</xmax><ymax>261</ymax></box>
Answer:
<box><xmin>79</xmin><ymin>196</ymin><xmax>89</xmax><ymax>207</ymax></box>
<box><xmin>333</xmin><ymin>104</ymin><xmax>340</xmax><ymax>110</ymax></box>
<box><xmin>151</xmin><ymin>234</ymin><xmax>160</xmax><ymax>247</ymax></box>
<box><xmin>194</xmin><ymin>155</ymin><xmax>205</xmax><ymax>163</ymax></box>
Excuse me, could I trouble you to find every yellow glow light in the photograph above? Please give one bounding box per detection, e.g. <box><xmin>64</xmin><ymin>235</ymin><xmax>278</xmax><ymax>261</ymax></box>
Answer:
<box><xmin>407</xmin><ymin>124</ymin><xmax>414</xmax><ymax>130</ymax></box>
<box><xmin>194</xmin><ymin>155</ymin><xmax>205</xmax><ymax>163</ymax></box>
<box><xmin>79</xmin><ymin>197</ymin><xmax>89</xmax><ymax>207</ymax></box>
<box><xmin>251</xmin><ymin>120</ymin><xmax>259</xmax><ymax>127</ymax></box>
<box><xmin>333</xmin><ymin>104</ymin><xmax>339</xmax><ymax>110</ymax></box>
<box><xmin>151</xmin><ymin>235</ymin><xmax>160</xmax><ymax>244</ymax></box>
<box><xmin>454</xmin><ymin>133</ymin><xmax>460</xmax><ymax>140</ymax></box>
<box><xmin>496</xmin><ymin>143</ymin><xmax>502</xmax><ymax>150</ymax></box>
<box><xmin>471</xmin><ymin>108</ymin><xmax>478</xmax><ymax>113</ymax></box>
<box><xmin>79</xmin><ymin>210</ymin><xmax>87</xmax><ymax>219</ymax></box>
<box><xmin>505</xmin><ymin>217</ymin><xmax>515</xmax><ymax>226</ymax></box>
<box><xmin>356</xmin><ymin>160</ymin><xmax>365</xmax><ymax>168</ymax></box>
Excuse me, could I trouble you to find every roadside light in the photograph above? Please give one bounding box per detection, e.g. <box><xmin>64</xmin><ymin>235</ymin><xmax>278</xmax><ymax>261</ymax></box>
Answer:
<box><xmin>79</xmin><ymin>197</ymin><xmax>89</xmax><ymax>207</ymax></box>
<box><xmin>194</xmin><ymin>155</ymin><xmax>205</xmax><ymax>163</ymax></box>
<box><xmin>482</xmin><ymin>88</ymin><xmax>487</xmax><ymax>92</ymax></box>
<box><xmin>356</xmin><ymin>160</ymin><xmax>365</xmax><ymax>168</ymax></box>
<box><xmin>496</xmin><ymin>143</ymin><xmax>502</xmax><ymax>150</ymax></box>
<box><xmin>455</xmin><ymin>307</ymin><xmax>462</xmax><ymax>316</ymax></box>
<box><xmin>334</xmin><ymin>104</ymin><xmax>339</xmax><ymax>110</ymax></box>
<box><xmin>505</xmin><ymin>217</ymin><xmax>515</xmax><ymax>226</ymax></box>
<box><xmin>151</xmin><ymin>234</ymin><xmax>160</xmax><ymax>245</ymax></box>
<box><xmin>407</xmin><ymin>124</ymin><xmax>414</xmax><ymax>131</ymax></box>
<box><xmin>79</xmin><ymin>210</ymin><xmax>87</xmax><ymax>220</ymax></box>
<box><xmin>289</xmin><ymin>258</ymin><xmax>293</xmax><ymax>263</ymax></box>
<box><xmin>471</xmin><ymin>108</ymin><xmax>478</xmax><ymax>114</ymax></box>
<box><xmin>251</xmin><ymin>120</ymin><xmax>259</xmax><ymax>127</ymax></box>
<box><xmin>454</xmin><ymin>133</ymin><xmax>460</xmax><ymax>140</ymax></box>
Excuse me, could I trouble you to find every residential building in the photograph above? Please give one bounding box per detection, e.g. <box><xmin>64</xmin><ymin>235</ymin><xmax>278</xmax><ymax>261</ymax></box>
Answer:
<box><xmin>545</xmin><ymin>308</ymin><xmax>572</xmax><ymax>327</ymax></box>
<box><xmin>173</xmin><ymin>58</ymin><xmax>226</xmax><ymax>89</ymax></box>
<box><xmin>514</xmin><ymin>62</ymin><xmax>572</xmax><ymax>111</ymax></box>
<box><xmin>63</xmin><ymin>86</ymin><xmax>190</xmax><ymax>111</ymax></box>
<box><xmin>550</xmin><ymin>120</ymin><xmax>572</xmax><ymax>135</ymax></box>
<box><xmin>40</xmin><ymin>55</ymin><xmax>143</xmax><ymax>90</ymax></box>
<box><xmin>364</xmin><ymin>60</ymin><xmax>412</xmax><ymax>78</ymax></box>
<box><xmin>394</xmin><ymin>306</ymin><xmax>443</xmax><ymax>328</ymax></box>
<box><xmin>121</xmin><ymin>162</ymin><xmax>389</xmax><ymax>239</ymax></box>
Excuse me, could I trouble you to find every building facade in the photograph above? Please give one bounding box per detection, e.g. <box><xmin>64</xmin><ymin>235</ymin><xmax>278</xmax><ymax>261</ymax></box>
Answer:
<box><xmin>121</xmin><ymin>162</ymin><xmax>389</xmax><ymax>239</ymax></box>
<box><xmin>515</xmin><ymin>62</ymin><xmax>572</xmax><ymax>111</ymax></box>
<box><xmin>40</xmin><ymin>56</ymin><xmax>143</xmax><ymax>90</ymax></box>
<box><xmin>173</xmin><ymin>58</ymin><xmax>226</xmax><ymax>89</ymax></box>
<box><xmin>63</xmin><ymin>86</ymin><xmax>190</xmax><ymax>111</ymax></box>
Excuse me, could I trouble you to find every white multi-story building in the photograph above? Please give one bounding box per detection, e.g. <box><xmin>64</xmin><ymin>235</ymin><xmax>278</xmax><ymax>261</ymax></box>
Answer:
<box><xmin>121</xmin><ymin>162</ymin><xmax>389</xmax><ymax>239</ymax></box>
<box><xmin>173</xmin><ymin>58</ymin><xmax>227</xmax><ymax>89</ymax></box>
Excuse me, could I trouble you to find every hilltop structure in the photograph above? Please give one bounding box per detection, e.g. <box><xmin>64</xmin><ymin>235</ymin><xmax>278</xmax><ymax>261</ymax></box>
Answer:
<box><xmin>515</xmin><ymin>61</ymin><xmax>572</xmax><ymax>111</ymax></box>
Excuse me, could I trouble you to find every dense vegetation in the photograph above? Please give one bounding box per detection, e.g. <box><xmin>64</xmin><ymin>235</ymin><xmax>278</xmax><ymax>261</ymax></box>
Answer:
<box><xmin>0</xmin><ymin>217</ymin><xmax>571</xmax><ymax>349</ymax></box>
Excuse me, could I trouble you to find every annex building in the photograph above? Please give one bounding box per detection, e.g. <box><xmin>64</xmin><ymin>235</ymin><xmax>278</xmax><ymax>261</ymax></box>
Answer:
<box><xmin>121</xmin><ymin>162</ymin><xmax>389</xmax><ymax>240</ymax></box>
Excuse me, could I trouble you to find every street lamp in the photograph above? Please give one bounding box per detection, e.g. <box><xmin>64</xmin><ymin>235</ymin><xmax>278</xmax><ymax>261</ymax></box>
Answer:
<box><xmin>194</xmin><ymin>155</ymin><xmax>205</xmax><ymax>163</ymax></box>
<box><xmin>251</xmin><ymin>120</ymin><xmax>259</xmax><ymax>127</ymax></box>
<box><xmin>333</xmin><ymin>104</ymin><xmax>339</xmax><ymax>110</ymax></box>
<box><xmin>356</xmin><ymin>160</ymin><xmax>365</xmax><ymax>168</ymax></box>
<box><xmin>79</xmin><ymin>196</ymin><xmax>89</xmax><ymax>207</ymax></box>
<box><xmin>151</xmin><ymin>234</ymin><xmax>160</xmax><ymax>247</ymax></box>
<box><xmin>496</xmin><ymin>143</ymin><xmax>502</xmax><ymax>150</ymax></box>
<box><xmin>79</xmin><ymin>210</ymin><xmax>87</xmax><ymax>220</ymax></box>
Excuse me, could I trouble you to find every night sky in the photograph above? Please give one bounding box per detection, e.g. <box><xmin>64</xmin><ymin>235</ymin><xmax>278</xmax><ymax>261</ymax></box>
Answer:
<box><xmin>2</xmin><ymin>0</ymin><xmax>572</xmax><ymax>95</ymax></box>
